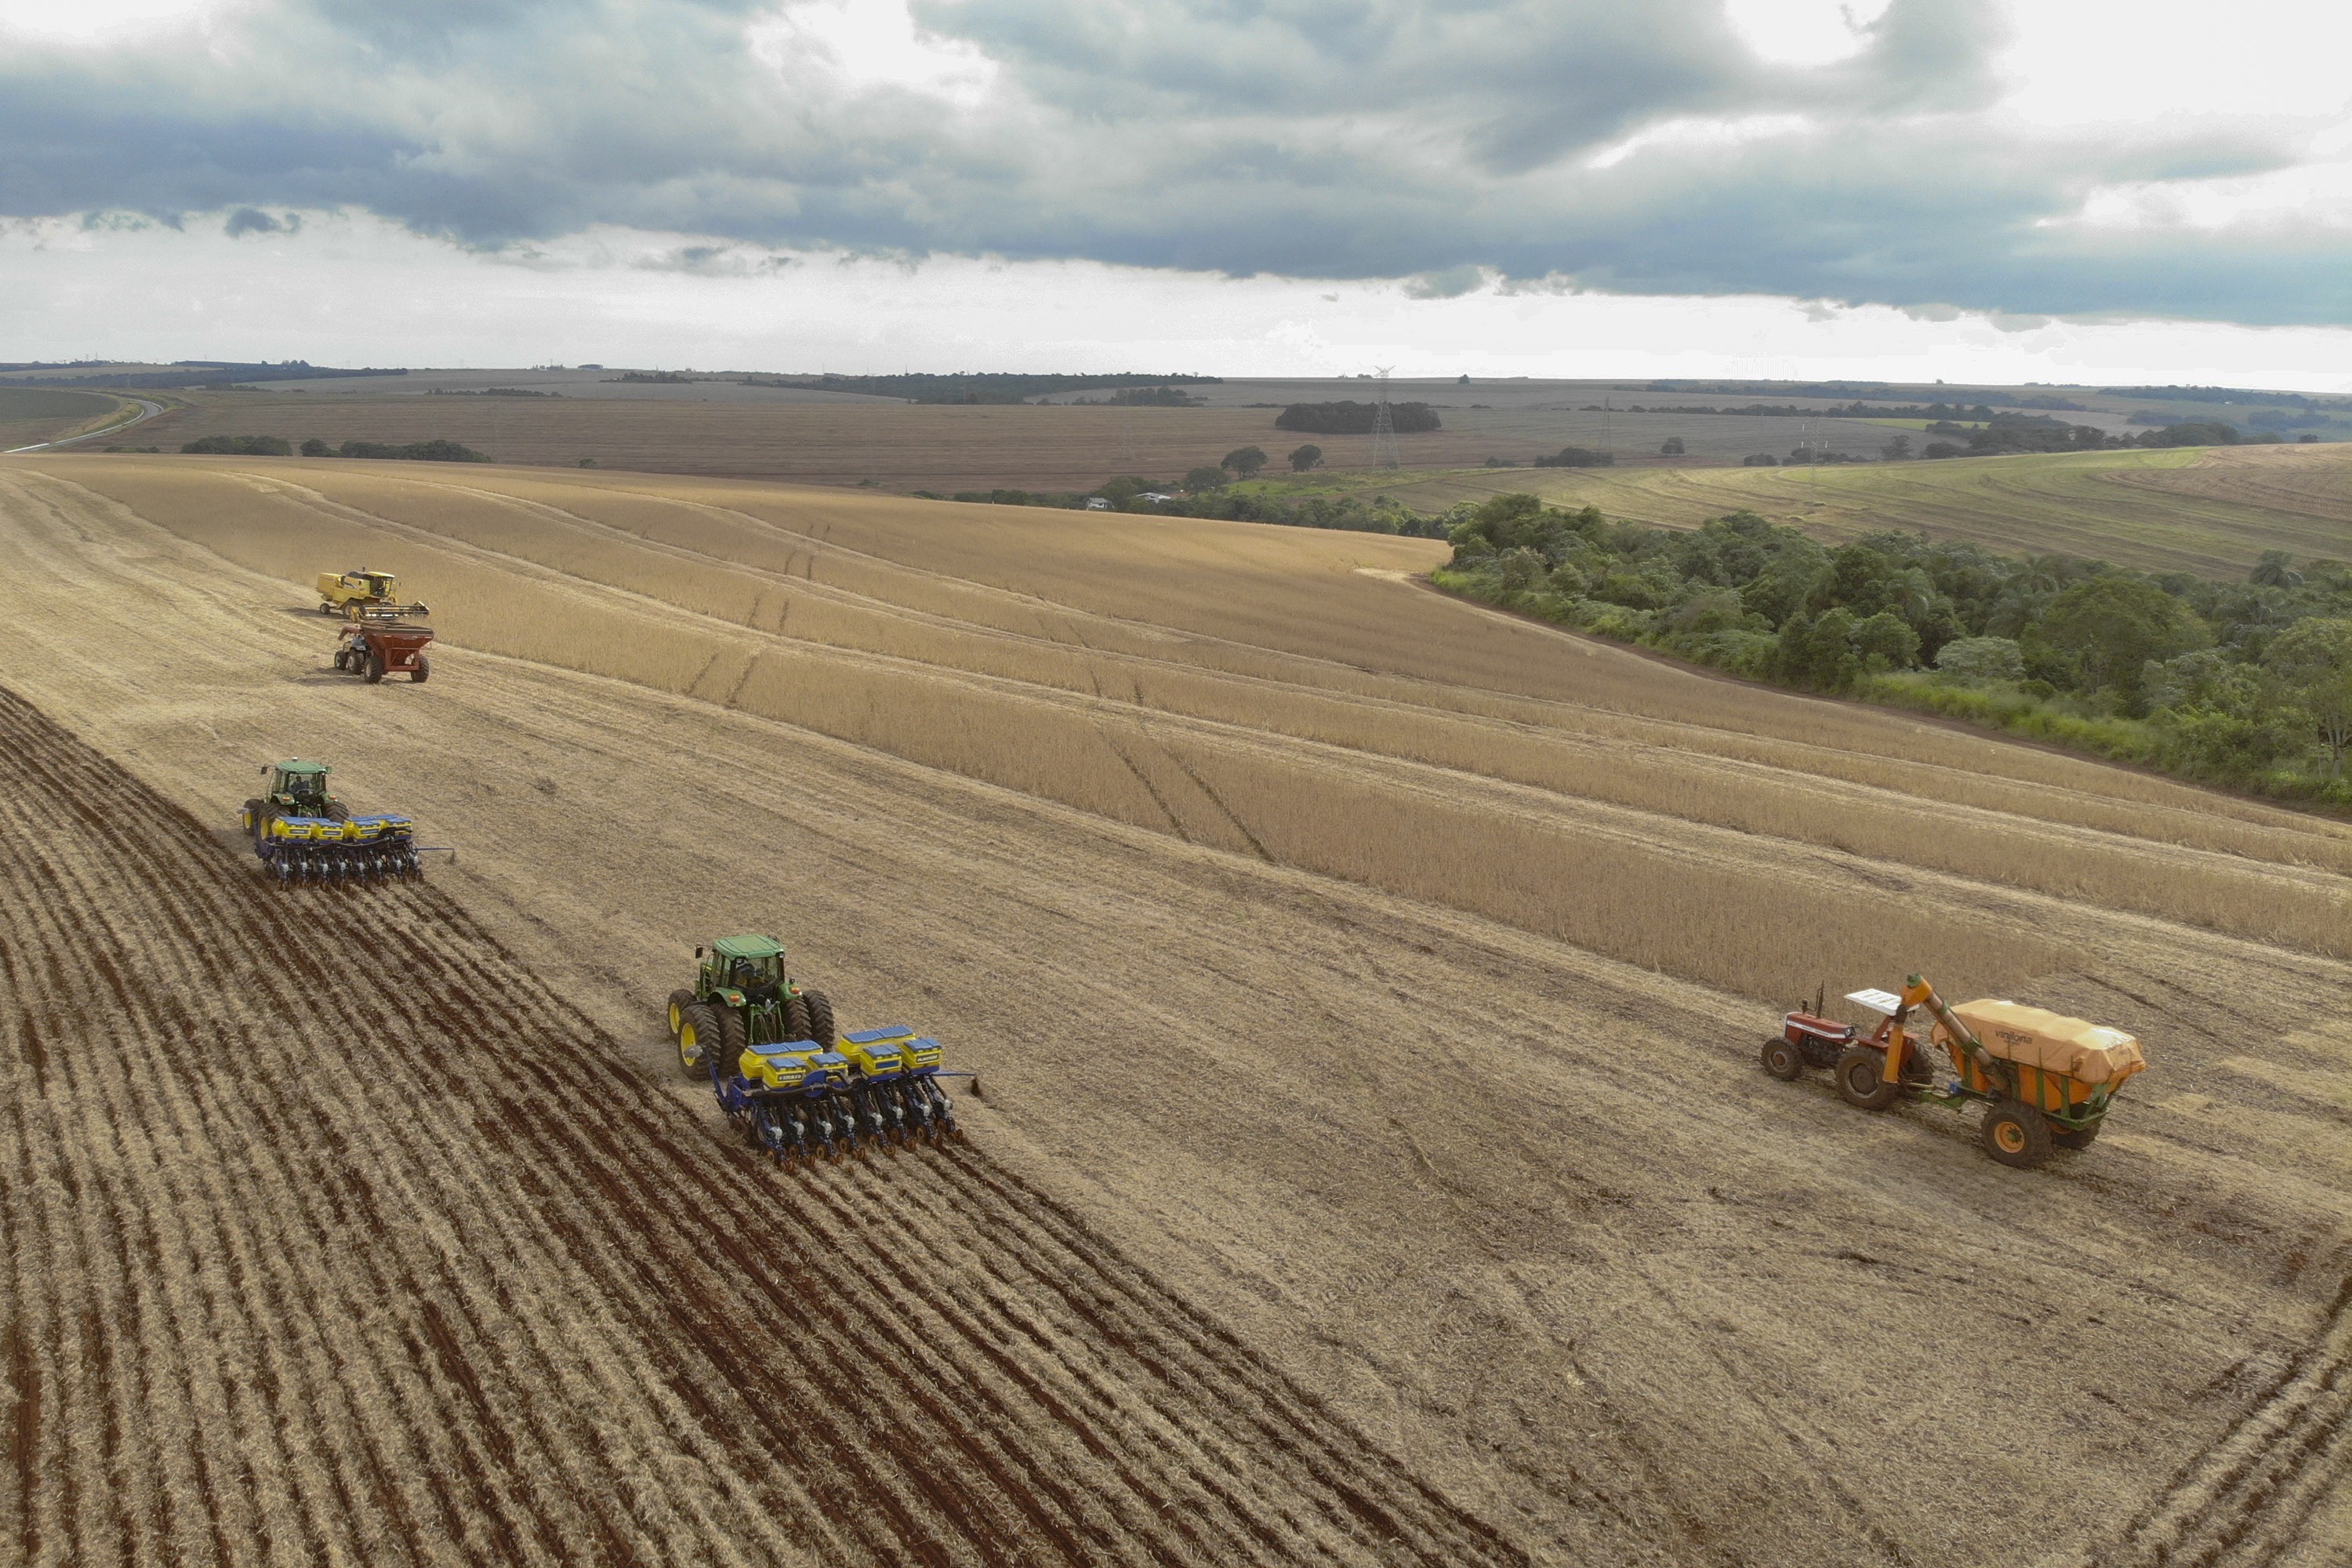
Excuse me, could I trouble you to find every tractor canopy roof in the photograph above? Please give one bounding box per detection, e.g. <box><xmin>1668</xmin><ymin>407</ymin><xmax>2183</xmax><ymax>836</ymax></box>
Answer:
<box><xmin>713</xmin><ymin>934</ymin><xmax>784</xmax><ymax>960</ymax></box>
<box><xmin>276</xmin><ymin>760</ymin><xmax>330</xmax><ymax>776</ymax></box>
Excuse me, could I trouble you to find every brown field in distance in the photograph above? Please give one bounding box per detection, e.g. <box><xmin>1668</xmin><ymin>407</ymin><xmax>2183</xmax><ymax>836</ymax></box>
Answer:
<box><xmin>3</xmin><ymin>452</ymin><xmax>2350</xmax><ymax>1565</ymax></box>
<box><xmin>131</xmin><ymin>380</ymin><xmax>1916</xmax><ymax>488</ymax></box>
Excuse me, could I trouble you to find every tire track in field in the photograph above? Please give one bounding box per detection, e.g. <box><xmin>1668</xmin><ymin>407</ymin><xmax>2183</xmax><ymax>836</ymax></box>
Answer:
<box><xmin>2099</xmin><ymin>1269</ymin><xmax>2352</xmax><ymax>1568</ymax></box>
<box><xmin>0</xmin><ymin>681</ymin><xmax>1531</xmax><ymax>1568</ymax></box>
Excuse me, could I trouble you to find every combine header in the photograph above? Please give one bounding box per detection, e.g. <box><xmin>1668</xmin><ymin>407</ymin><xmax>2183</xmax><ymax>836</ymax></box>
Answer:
<box><xmin>666</xmin><ymin>934</ymin><xmax>964</xmax><ymax>1163</ymax></box>
<box><xmin>1763</xmin><ymin>975</ymin><xmax>2145</xmax><ymax>1168</ymax></box>
<box><xmin>240</xmin><ymin>760</ymin><xmax>445</xmax><ymax>883</ymax></box>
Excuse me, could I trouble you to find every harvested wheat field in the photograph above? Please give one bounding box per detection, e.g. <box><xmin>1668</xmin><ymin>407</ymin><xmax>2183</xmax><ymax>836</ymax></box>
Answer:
<box><xmin>3</xmin><ymin>452</ymin><xmax>2350</xmax><ymax>1567</ymax></box>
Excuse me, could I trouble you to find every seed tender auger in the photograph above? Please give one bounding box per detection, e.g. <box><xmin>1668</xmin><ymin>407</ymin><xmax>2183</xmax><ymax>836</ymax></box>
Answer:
<box><xmin>1763</xmin><ymin>974</ymin><xmax>2145</xmax><ymax>1169</ymax></box>
<box><xmin>666</xmin><ymin>934</ymin><xmax>964</xmax><ymax>1163</ymax></box>
<box><xmin>240</xmin><ymin>760</ymin><xmax>450</xmax><ymax>883</ymax></box>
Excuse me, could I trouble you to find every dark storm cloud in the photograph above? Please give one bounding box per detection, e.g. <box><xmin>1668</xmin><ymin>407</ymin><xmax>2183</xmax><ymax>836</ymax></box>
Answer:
<box><xmin>0</xmin><ymin>0</ymin><xmax>2341</xmax><ymax>324</ymax></box>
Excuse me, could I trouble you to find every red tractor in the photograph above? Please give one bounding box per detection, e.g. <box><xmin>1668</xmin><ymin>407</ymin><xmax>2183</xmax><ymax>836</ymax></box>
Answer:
<box><xmin>333</xmin><ymin>617</ymin><xmax>434</xmax><ymax>684</ymax></box>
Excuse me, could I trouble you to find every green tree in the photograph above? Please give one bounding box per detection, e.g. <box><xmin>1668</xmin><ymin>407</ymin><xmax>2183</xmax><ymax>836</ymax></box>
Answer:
<box><xmin>1287</xmin><ymin>444</ymin><xmax>1323</xmax><ymax>472</ymax></box>
<box><xmin>1221</xmin><ymin>445</ymin><xmax>1269</xmax><ymax>477</ymax></box>
<box><xmin>1775</xmin><ymin>608</ymin><xmax>1862</xmax><ymax>691</ymax></box>
<box><xmin>1181</xmin><ymin>465</ymin><xmax>1229</xmax><ymax>492</ymax></box>
<box><xmin>2038</xmin><ymin>576</ymin><xmax>2209</xmax><ymax>705</ymax></box>
<box><xmin>2265</xmin><ymin>617</ymin><xmax>2352</xmax><ymax>773</ymax></box>
<box><xmin>1853</xmin><ymin>610</ymin><xmax>1921</xmax><ymax>671</ymax></box>
<box><xmin>1881</xmin><ymin>433</ymin><xmax>1912</xmax><ymax>460</ymax></box>
<box><xmin>1659</xmin><ymin>436</ymin><xmax>1686</xmax><ymax>456</ymax></box>
<box><xmin>2249</xmin><ymin>550</ymin><xmax>2304</xmax><ymax>589</ymax></box>
<box><xmin>1933</xmin><ymin>636</ymin><xmax>2024</xmax><ymax>684</ymax></box>
<box><xmin>299</xmin><ymin>437</ymin><xmax>332</xmax><ymax>457</ymax></box>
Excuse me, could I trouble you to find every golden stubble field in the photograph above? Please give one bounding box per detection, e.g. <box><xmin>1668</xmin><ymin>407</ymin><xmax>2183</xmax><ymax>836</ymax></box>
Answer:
<box><xmin>2</xmin><ymin>452</ymin><xmax>2350</xmax><ymax>1566</ymax></box>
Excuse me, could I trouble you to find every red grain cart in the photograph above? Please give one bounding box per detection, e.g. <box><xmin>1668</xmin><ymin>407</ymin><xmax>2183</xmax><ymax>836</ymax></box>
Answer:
<box><xmin>333</xmin><ymin>620</ymin><xmax>434</xmax><ymax>684</ymax></box>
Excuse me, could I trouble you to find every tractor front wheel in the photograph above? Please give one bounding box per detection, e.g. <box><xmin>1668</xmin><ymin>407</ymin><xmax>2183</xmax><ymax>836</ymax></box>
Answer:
<box><xmin>1981</xmin><ymin>1101</ymin><xmax>2053</xmax><ymax>1168</ymax></box>
<box><xmin>678</xmin><ymin>1005</ymin><xmax>718</xmax><ymax>1078</ymax></box>
<box><xmin>1834</xmin><ymin>1047</ymin><xmax>1903</xmax><ymax>1112</ymax></box>
<box><xmin>666</xmin><ymin>989</ymin><xmax>697</xmax><ymax>1037</ymax></box>
<box><xmin>1760</xmin><ymin>1036</ymin><xmax>1803</xmax><ymax>1080</ymax></box>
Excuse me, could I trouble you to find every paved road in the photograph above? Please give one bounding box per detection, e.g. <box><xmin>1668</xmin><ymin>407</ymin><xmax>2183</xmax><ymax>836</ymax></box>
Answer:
<box><xmin>3</xmin><ymin>395</ymin><xmax>165</xmax><ymax>453</ymax></box>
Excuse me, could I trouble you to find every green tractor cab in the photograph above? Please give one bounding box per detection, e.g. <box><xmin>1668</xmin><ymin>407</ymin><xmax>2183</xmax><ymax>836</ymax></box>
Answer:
<box><xmin>666</xmin><ymin>933</ymin><xmax>836</xmax><ymax>1076</ymax></box>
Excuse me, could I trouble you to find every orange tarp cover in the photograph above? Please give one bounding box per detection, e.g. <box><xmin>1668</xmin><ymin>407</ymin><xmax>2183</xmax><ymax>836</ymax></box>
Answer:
<box><xmin>1944</xmin><ymin>1000</ymin><xmax>2145</xmax><ymax>1087</ymax></box>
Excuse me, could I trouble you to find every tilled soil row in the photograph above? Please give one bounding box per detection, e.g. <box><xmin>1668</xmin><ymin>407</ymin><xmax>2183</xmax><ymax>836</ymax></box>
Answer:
<box><xmin>0</xmin><ymin>682</ymin><xmax>1527</xmax><ymax>1568</ymax></box>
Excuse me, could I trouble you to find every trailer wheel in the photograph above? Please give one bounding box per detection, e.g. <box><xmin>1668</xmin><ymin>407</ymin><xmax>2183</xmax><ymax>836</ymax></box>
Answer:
<box><xmin>666</xmin><ymin>989</ymin><xmax>697</xmax><ymax>1037</ymax></box>
<box><xmin>411</xmin><ymin>655</ymin><xmax>430</xmax><ymax>684</ymax></box>
<box><xmin>2051</xmin><ymin>1121</ymin><xmax>2100</xmax><ymax>1152</ymax></box>
<box><xmin>802</xmin><ymin>989</ymin><xmax>837</xmax><ymax>1050</ymax></box>
<box><xmin>1981</xmin><ymin>1101</ymin><xmax>2053</xmax><ymax>1168</ymax></box>
<box><xmin>1760</xmin><ymin>1036</ymin><xmax>1803</xmax><ymax>1080</ymax></box>
<box><xmin>1834</xmin><ymin>1047</ymin><xmax>1903</xmax><ymax>1112</ymax></box>
<box><xmin>678</xmin><ymin>1005</ymin><xmax>717</xmax><ymax>1077</ymax></box>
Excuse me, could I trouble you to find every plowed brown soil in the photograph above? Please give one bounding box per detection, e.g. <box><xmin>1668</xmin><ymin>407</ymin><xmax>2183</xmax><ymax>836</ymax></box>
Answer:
<box><xmin>3</xmin><ymin>454</ymin><xmax>2350</xmax><ymax>1566</ymax></box>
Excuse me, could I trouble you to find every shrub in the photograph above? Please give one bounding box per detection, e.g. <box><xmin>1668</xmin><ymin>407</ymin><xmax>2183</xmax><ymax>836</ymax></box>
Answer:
<box><xmin>1934</xmin><ymin>636</ymin><xmax>2025</xmax><ymax>684</ymax></box>
<box><xmin>299</xmin><ymin>437</ymin><xmax>333</xmax><ymax>457</ymax></box>
<box><xmin>1532</xmin><ymin>446</ymin><xmax>1613</xmax><ymax>468</ymax></box>
<box><xmin>1741</xmin><ymin>452</ymin><xmax>1777</xmax><ymax>467</ymax></box>
<box><xmin>1287</xmin><ymin>444</ymin><xmax>1323</xmax><ymax>472</ymax></box>
<box><xmin>181</xmin><ymin>434</ymin><xmax>292</xmax><ymax>456</ymax></box>
<box><xmin>1273</xmin><ymin>401</ymin><xmax>1441</xmax><ymax>434</ymax></box>
<box><xmin>1181</xmin><ymin>465</ymin><xmax>1229</xmax><ymax>492</ymax></box>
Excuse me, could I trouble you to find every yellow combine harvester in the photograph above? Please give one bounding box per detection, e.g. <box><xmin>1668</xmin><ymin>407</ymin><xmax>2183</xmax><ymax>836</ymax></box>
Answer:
<box><xmin>1763</xmin><ymin>974</ymin><xmax>2145</xmax><ymax>1168</ymax></box>
<box><xmin>316</xmin><ymin>568</ymin><xmax>428</xmax><ymax>621</ymax></box>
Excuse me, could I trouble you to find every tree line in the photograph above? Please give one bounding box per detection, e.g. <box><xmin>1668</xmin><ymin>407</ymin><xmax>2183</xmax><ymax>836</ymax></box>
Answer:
<box><xmin>1437</xmin><ymin>494</ymin><xmax>2352</xmax><ymax>806</ymax></box>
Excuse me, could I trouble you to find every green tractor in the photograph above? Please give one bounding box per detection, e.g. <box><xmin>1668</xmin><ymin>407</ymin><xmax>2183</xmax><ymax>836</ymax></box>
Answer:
<box><xmin>239</xmin><ymin>759</ymin><xmax>420</xmax><ymax>882</ymax></box>
<box><xmin>666</xmin><ymin>934</ymin><xmax>837</xmax><ymax>1077</ymax></box>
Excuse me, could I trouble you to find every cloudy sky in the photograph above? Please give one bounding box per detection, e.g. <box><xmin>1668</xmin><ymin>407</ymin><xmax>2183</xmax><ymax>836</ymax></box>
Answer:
<box><xmin>3</xmin><ymin>0</ymin><xmax>2350</xmax><ymax>384</ymax></box>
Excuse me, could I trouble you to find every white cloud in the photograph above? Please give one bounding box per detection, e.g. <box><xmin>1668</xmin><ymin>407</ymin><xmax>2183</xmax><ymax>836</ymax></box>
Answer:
<box><xmin>4</xmin><ymin>209</ymin><xmax>2348</xmax><ymax>394</ymax></box>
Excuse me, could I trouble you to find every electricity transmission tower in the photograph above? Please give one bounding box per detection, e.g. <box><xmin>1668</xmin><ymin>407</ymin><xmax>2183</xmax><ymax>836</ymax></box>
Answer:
<box><xmin>1368</xmin><ymin>367</ymin><xmax>1401</xmax><ymax>469</ymax></box>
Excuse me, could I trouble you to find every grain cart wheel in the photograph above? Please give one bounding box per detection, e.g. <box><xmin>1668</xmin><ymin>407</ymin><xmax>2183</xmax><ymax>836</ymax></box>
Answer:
<box><xmin>2051</xmin><ymin>1121</ymin><xmax>2101</xmax><ymax>1152</ymax></box>
<box><xmin>1981</xmin><ymin>1101</ymin><xmax>2053</xmax><ymax>1168</ymax></box>
<box><xmin>666</xmin><ymin>989</ymin><xmax>697</xmax><ymax>1037</ymax></box>
<box><xmin>677</xmin><ymin>1005</ymin><xmax>718</xmax><ymax>1078</ymax></box>
<box><xmin>364</xmin><ymin>648</ymin><xmax>387</xmax><ymax>684</ymax></box>
<box><xmin>1760</xmin><ymin>1036</ymin><xmax>1803</xmax><ymax>1080</ymax></box>
<box><xmin>1834</xmin><ymin>1047</ymin><xmax>1903</xmax><ymax>1112</ymax></box>
<box><xmin>802</xmin><ymin>989</ymin><xmax>837</xmax><ymax>1050</ymax></box>
<box><xmin>411</xmin><ymin>656</ymin><xmax>430</xmax><ymax>684</ymax></box>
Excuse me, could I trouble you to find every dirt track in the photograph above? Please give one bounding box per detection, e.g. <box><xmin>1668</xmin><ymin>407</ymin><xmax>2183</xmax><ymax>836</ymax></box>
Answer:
<box><xmin>2</xmin><ymin>455</ymin><xmax>2350</xmax><ymax>1565</ymax></box>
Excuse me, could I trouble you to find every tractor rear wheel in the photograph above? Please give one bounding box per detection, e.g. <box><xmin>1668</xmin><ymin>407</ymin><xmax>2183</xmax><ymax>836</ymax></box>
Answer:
<box><xmin>1834</xmin><ymin>1047</ymin><xmax>1903</xmax><ymax>1112</ymax></box>
<box><xmin>2051</xmin><ymin>1121</ymin><xmax>2101</xmax><ymax>1152</ymax></box>
<box><xmin>783</xmin><ymin>996</ymin><xmax>812</xmax><ymax>1043</ymax></box>
<box><xmin>666</xmin><ymin>989</ymin><xmax>697</xmax><ymax>1037</ymax></box>
<box><xmin>802</xmin><ymin>989</ymin><xmax>837</xmax><ymax>1050</ymax></box>
<box><xmin>678</xmin><ymin>1005</ymin><xmax>718</xmax><ymax>1079</ymax></box>
<box><xmin>364</xmin><ymin>649</ymin><xmax>386</xmax><ymax>684</ymax></box>
<box><xmin>713</xmin><ymin>1007</ymin><xmax>748</xmax><ymax>1067</ymax></box>
<box><xmin>1982</xmin><ymin>1101</ymin><xmax>2053</xmax><ymax>1168</ymax></box>
<box><xmin>1760</xmin><ymin>1036</ymin><xmax>1803</xmax><ymax>1080</ymax></box>
<box><xmin>411</xmin><ymin>655</ymin><xmax>430</xmax><ymax>684</ymax></box>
